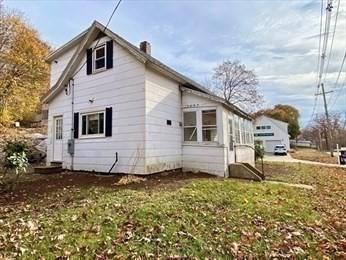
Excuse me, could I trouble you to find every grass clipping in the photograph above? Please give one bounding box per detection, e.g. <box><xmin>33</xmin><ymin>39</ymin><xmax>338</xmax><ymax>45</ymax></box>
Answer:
<box><xmin>114</xmin><ymin>175</ymin><xmax>147</xmax><ymax>186</ymax></box>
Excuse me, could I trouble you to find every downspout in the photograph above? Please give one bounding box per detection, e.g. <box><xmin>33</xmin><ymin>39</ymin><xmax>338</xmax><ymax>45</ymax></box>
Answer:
<box><xmin>70</xmin><ymin>78</ymin><xmax>75</xmax><ymax>171</ymax></box>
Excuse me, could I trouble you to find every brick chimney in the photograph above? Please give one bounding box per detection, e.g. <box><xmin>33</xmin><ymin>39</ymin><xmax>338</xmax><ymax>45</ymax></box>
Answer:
<box><xmin>140</xmin><ymin>41</ymin><xmax>151</xmax><ymax>55</ymax></box>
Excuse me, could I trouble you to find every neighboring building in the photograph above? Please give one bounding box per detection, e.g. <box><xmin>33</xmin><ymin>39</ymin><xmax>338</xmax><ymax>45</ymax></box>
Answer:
<box><xmin>43</xmin><ymin>21</ymin><xmax>254</xmax><ymax>177</ymax></box>
<box><xmin>254</xmin><ymin>115</ymin><xmax>290</xmax><ymax>153</ymax></box>
<box><xmin>290</xmin><ymin>140</ymin><xmax>317</xmax><ymax>149</ymax></box>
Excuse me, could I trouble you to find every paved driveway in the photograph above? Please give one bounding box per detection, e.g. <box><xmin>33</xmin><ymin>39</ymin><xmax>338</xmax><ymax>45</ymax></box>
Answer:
<box><xmin>263</xmin><ymin>153</ymin><xmax>346</xmax><ymax>168</ymax></box>
<box><xmin>263</xmin><ymin>153</ymin><xmax>297</xmax><ymax>163</ymax></box>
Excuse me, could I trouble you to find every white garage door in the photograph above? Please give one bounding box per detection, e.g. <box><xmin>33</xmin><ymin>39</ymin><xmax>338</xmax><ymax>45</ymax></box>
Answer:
<box><xmin>265</xmin><ymin>140</ymin><xmax>282</xmax><ymax>153</ymax></box>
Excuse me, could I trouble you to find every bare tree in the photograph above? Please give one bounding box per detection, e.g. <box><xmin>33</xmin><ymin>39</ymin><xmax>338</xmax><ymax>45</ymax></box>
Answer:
<box><xmin>211</xmin><ymin>60</ymin><xmax>263</xmax><ymax>112</ymax></box>
<box><xmin>301</xmin><ymin>113</ymin><xmax>346</xmax><ymax>150</ymax></box>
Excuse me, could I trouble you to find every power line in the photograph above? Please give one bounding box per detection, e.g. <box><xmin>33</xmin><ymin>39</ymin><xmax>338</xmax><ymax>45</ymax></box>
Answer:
<box><xmin>306</xmin><ymin>0</ymin><xmax>325</xmax><ymax>128</ymax></box>
<box><xmin>315</xmin><ymin>0</ymin><xmax>324</xmax><ymax>85</ymax></box>
<box><xmin>329</xmin><ymin>53</ymin><xmax>346</xmax><ymax>109</ymax></box>
<box><xmin>71</xmin><ymin>0</ymin><xmax>123</xmax><ymax>79</ymax></box>
<box><xmin>323</xmin><ymin>0</ymin><xmax>340</xmax><ymax>83</ymax></box>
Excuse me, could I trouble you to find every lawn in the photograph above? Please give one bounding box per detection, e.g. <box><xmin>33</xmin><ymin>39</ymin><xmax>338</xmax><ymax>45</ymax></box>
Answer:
<box><xmin>290</xmin><ymin>148</ymin><xmax>338</xmax><ymax>164</ymax></box>
<box><xmin>0</xmin><ymin>164</ymin><xmax>345</xmax><ymax>259</ymax></box>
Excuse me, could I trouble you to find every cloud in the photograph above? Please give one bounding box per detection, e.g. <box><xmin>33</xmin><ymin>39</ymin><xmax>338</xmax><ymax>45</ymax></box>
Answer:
<box><xmin>5</xmin><ymin>0</ymin><xmax>346</xmax><ymax>126</ymax></box>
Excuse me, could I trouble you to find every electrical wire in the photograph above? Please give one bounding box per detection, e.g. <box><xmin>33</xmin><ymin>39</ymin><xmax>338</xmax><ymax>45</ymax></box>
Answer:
<box><xmin>71</xmin><ymin>0</ymin><xmax>123</xmax><ymax>79</ymax></box>
<box><xmin>327</xmin><ymin>46</ymin><xmax>346</xmax><ymax>108</ymax></box>
<box><xmin>323</xmin><ymin>0</ymin><xmax>340</xmax><ymax>83</ymax></box>
<box><xmin>305</xmin><ymin>0</ymin><xmax>325</xmax><ymax>128</ymax></box>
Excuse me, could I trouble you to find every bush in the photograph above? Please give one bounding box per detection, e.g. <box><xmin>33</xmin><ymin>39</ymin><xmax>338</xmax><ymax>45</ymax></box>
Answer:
<box><xmin>3</xmin><ymin>139</ymin><xmax>28</xmax><ymax>169</ymax></box>
<box><xmin>1</xmin><ymin>140</ymin><xmax>29</xmax><ymax>191</ymax></box>
<box><xmin>255</xmin><ymin>143</ymin><xmax>264</xmax><ymax>161</ymax></box>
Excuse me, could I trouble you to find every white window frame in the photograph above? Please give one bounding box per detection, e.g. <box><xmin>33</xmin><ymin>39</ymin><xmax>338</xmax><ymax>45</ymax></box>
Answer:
<box><xmin>201</xmin><ymin>109</ymin><xmax>218</xmax><ymax>143</ymax></box>
<box><xmin>182</xmin><ymin>107</ymin><xmax>219</xmax><ymax>144</ymax></box>
<box><xmin>234</xmin><ymin>116</ymin><xmax>241</xmax><ymax>144</ymax></box>
<box><xmin>183</xmin><ymin>111</ymin><xmax>198</xmax><ymax>142</ymax></box>
<box><xmin>80</xmin><ymin>111</ymin><xmax>105</xmax><ymax>138</ymax></box>
<box><xmin>228</xmin><ymin>117</ymin><xmax>234</xmax><ymax>151</ymax></box>
<box><xmin>93</xmin><ymin>44</ymin><xmax>106</xmax><ymax>72</ymax></box>
<box><xmin>55</xmin><ymin>117</ymin><xmax>63</xmax><ymax>140</ymax></box>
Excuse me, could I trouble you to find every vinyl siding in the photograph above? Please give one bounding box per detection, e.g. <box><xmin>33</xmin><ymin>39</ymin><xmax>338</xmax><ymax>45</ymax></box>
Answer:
<box><xmin>254</xmin><ymin>116</ymin><xmax>290</xmax><ymax>152</ymax></box>
<box><xmin>50</xmin><ymin>46</ymin><xmax>77</xmax><ymax>88</ymax></box>
<box><xmin>47</xmin><ymin>36</ymin><xmax>146</xmax><ymax>174</ymax></box>
<box><xmin>144</xmin><ymin>69</ymin><xmax>182</xmax><ymax>174</ymax></box>
<box><xmin>181</xmin><ymin>92</ymin><xmax>227</xmax><ymax>176</ymax></box>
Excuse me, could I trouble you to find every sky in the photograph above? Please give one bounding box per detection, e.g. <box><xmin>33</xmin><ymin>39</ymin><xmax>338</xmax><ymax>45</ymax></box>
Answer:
<box><xmin>4</xmin><ymin>0</ymin><xmax>346</xmax><ymax>127</ymax></box>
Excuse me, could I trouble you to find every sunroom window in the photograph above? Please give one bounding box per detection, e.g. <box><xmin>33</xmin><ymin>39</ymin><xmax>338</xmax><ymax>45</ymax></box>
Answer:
<box><xmin>81</xmin><ymin>112</ymin><xmax>104</xmax><ymax>136</ymax></box>
<box><xmin>234</xmin><ymin>117</ymin><xmax>241</xmax><ymax>144</ymax></box>
<box><xmin>202</xmin><ymin>110</ymin><xmax>217</xmax><ymax>142</ymax></box>
<box><xmin>183</xmin><ymin>111</ymin><xmax>197</xmax><ymax>141</ymax></box>
<box><xmin>229</xmin><ymin>118</ymin><xmax>234</xmax><ymax>151</ymax></box>
<box><xmin>94</xmin><ymin>45</ymin><xmax>106</xmax><ymax>71</ymax></box>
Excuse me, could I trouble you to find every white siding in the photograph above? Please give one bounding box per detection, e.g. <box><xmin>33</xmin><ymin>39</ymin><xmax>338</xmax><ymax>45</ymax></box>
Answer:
<box><xmin>183</xmin><ymin>145</ymin><xmax>227</xmax><ymax>177</ymax></box>
<box><xmin>254</xmin><ymin>116</ymin><xmax>290</xmax><ymax>152</ymax></box>
<box><xmin>181</xmin><ymin>92</ymin><xmax>228</xmax><ymax>177</ymax></box>
<box><xmin>144</xmin><ymin>69</ymin><xmax>182</xmax><ymax>173</ymax></box>
<box><xmin>50</xmin><ymin>46</ymin><xmax>77</xmax><ymax>88</ymax></box>
<box><xmin>47</xmin><ymin>36</ymin><xmax>146</xmax><ymax>174</ymax></box>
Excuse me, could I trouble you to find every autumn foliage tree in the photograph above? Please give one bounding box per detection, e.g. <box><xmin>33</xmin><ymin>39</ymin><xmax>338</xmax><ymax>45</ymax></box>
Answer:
<box><xmin>0</xmin><ymin>4</ymin><xmax>50</xmax><ymax>127</ymax></box>
<box><xmin>254</xmin><ymin>104</ymin><xmax>300</xmax><ymax>139</ymax></box>
<box><xmin>210</xmin><ymin>60</ymin><xmax>263</xmax><ymax>112</ymax></box>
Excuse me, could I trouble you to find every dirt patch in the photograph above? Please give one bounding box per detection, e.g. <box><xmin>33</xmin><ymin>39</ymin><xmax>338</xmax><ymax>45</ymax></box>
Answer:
<box><xmin>0</xmin><ymin>170</ymin><xmax>213</xmax><ymax>206</ymax></box>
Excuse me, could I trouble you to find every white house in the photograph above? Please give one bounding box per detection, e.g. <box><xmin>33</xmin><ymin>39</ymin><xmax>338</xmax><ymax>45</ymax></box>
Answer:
<box><xmin>254</xmin><ymin>115</ymin><xmax>290</xmax><ymax>153</ymax></box>
<box><xmin>43</xmin><ymin>21</ymin><xmax>254</xmax><ymax>177</ymax></box>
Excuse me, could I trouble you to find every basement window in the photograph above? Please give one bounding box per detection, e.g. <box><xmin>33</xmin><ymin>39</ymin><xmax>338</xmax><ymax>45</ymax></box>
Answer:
<box><xmin>94</xmin><ymin>45</ymin><xmax>106</xmax><ymax>71</ymax></box>
<box><xmin>183</xmin><ymin>112</ymin><xmax>197</xmax><ymax>141</ymax></box>
<box><xmin>81</xmin><ymin>111</ymin><xmax>105</xmax><ymax>136</ymax></box>
<box><xmin>202</xmin><ymin>110</ymin><xmax>217</xmax><ymax>142</ymax></box>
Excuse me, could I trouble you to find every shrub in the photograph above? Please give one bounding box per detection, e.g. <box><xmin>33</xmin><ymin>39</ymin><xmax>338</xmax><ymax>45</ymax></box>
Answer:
<box><xmin>3</xmin><ymin>139</ymin><xmax>28</xmax><ymax>169</ymax></box>
<box><xmin>1</xmin><ymin>140</ymin><xmax>29</xmax><ymax>190</ymax></box>
<box><xmin>255</xmin><ymin>143</ymin><xmax>264</xmax><ymax>161</ymax></box>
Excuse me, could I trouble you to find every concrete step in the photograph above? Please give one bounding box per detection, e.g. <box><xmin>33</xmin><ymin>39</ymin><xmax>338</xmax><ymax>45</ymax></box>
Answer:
<box><xmin>228</xmin><ymin>163</ymin><xmax>263</xmax><ymax>182</ymax></box>
<box><xmin>241</xmin><ymin>162</ymin><xmax>265</xmax><ymax>180</ymax></box>
<box><xmin>50</xmin><ymin>161</ymin><xmax>62</xmax><ymax>167</ymax></box>
<box><xmin>34</xmin><ymin>166</ymin><xmax>62</xmax><ymax>174</ymax></box>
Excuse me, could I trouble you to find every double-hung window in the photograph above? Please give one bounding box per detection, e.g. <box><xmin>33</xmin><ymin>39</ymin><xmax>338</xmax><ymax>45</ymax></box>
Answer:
<box><xmin>183</xmin><ymin>111</ymin><xmax>197</xmax><ymax>141</ymax></box>
<box><xmin>94</xmin><ymin>45</ymin><xmax>106</xmax><ymax>71</ymax></box>
<box><xmin>234</xmin><ymin>117</ymin><xmax>241</xmax><ymax>144</ymax></box>
<box><xmin>229</xmin><ymin>118</ymin><xmax>234</xmax><ymax>150</ymax></box>
<box><xmin>202</xmin><ymin>110</ymin><xmax>217</xmax><ymax>142</ymax></box>
<box><xmin>81</xmin><ymin>112</ymin><xmax>105</xmax><ymax>137</ymax></box>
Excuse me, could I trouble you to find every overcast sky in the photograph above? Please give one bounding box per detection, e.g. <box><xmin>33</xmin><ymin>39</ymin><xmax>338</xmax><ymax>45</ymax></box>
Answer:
<box><xmin>4</xmin><ymin>0</ymin><xmax>346</xmax><ymax>126</ymax></box>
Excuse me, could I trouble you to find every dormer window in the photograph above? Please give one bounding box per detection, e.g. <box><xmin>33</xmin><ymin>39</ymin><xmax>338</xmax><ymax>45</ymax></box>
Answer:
<box><xmin>86</xmin><ymin>40</ymin><xmax>113</xmax><ymax>75</ymax></box>
<box><xmin>94</xmin><ymin>45</ymin><xmax>106</xmax><ymax>71</ymax></box>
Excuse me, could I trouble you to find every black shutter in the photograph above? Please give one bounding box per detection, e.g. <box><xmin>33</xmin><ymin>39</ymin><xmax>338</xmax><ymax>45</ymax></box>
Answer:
<box><xmin>74</xmin><ymin>112</ymin><xmax>79</xmax><ymax>139</ymax></box>
<box><xmin>106</xmin><ymin>40</ymin><xmax>113</xmax><ymax>69</ymax></box>
<box><xmin>105</xmin><ymin>107</ymin><xmax>112</xmax><ymax>137</ymax></box>
<box><xmin>86</xmin><ymin>48</ymin><xmax>92</xmax><ymax>75</ymax></box>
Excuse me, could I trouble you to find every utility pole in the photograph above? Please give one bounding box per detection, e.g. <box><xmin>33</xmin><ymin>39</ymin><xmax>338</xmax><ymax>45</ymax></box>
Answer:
<box><xmin>320</xmin><ymin>83</ymin><xmax>334</xmax><ymax>157</ymax></box>
<box><xmin>314</xmin><ymin>0</ymin><xmax>334</xmax><ymax>157</ymax></box>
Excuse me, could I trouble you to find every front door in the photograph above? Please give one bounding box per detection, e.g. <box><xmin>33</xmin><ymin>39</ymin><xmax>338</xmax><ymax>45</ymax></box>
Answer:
<box><xmin>53</xmin><ymin>116</ymin><xmax>63</xmax><ymax>162</ymax></box>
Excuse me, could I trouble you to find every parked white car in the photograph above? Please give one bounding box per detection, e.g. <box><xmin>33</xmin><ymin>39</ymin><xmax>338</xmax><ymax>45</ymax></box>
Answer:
<box><xmin>274</xmin><ymin>144</ymin><xmax>287</xmax><ymax>155</ymax></box>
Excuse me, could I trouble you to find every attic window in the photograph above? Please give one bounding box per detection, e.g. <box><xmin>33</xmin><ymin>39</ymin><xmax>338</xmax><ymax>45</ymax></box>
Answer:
<box><xmin>94</xmin><ymin>45</ymin><xmax>106</xmax><ymax>71</ymax></box>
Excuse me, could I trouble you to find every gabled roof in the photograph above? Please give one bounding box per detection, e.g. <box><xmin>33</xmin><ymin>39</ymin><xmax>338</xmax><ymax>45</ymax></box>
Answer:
<box><xmin>256</xmin><ymin>115</ymin><xmax>288</xmax><ymax>126</ymax></box>
<box><xmin>43</xmin><ymin>21</ymin><xmax>251</xmax><ymax>119</ymax></box>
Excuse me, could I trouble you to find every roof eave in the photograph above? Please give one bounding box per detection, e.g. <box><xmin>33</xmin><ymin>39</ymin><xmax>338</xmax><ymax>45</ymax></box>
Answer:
<box><xmin>46</xmin><ymin>28</ymin><xmax>90</xmax><ymax>63</ymax></box>
<box><xmin>180</xmin><ymin>87</ymin><xmax>252</xmax><ymax>120</ymax></box>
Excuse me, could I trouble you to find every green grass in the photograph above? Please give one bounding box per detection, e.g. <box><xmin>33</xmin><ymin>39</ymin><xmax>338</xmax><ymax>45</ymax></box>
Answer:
<box><xmin>1</xmin><ymin>163</ymin><xmax>345</xmax><ymax>258</ymax></box>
